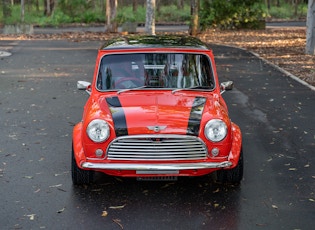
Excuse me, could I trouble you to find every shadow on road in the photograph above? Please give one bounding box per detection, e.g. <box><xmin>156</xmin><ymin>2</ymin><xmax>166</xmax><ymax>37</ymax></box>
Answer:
<box><xmin>70</xmin><ymin>175</ymin><xmax>242</xmax><ymax>230</ymax></box>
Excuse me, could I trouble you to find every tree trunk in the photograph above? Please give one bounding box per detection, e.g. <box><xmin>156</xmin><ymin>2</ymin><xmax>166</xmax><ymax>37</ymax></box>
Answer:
<box><xmin>306</xmin><ymin>0</ymin><xmax>315</xmax><ymax>55</ymax></box>
<box><xmin>44</xmin><ymin>0</ymin><xmax>55</xmax><ymax>16</ymax></box>
<box><xmin>133</xmin><ymin>0</ymin><xmax>137</xmax><ymax>13</ymax></box>
<box><xmin>106</xmin><ymin>0</ymin><xmax>118</xmax><ymax>33</ymax></box>
<box><xmin>294</xmin><ymin>0</ymin><xmax>300</xmax><ymax>17</ymax></box>
<box><xmin>35</xmin><ymin>0</ymin><xmax>39</xmax><ymax>12</ymax></box>
<box><xmin>145</xmin><ymin>0</ymin><xmax>155</xmax><ymax>35</ymax></box>
<box><xmin>156</xmin><ymin>0</ymin><xmax>160</xmax><ymax>14</ymax></box>
<box><xmin>45</xmin><ymin>0</ymin><xmax>51</xmax><ymax>16</ymax></box>
<box><xmin>21</xmin><ymin>0</ymin><xmax>25</xmax><ymax>23</ymax></box>
<box><xmin>265</xmin><ymin>0</ymin><xmax>270</xmax><ymax>10</ymax></box>
<box><xmin>177</xmin><ymin>0</ymin><xmax>184</xmax><ymax>9</ymax></box>
<box><xmin>189</xmin><ymin>0</ymin><xmax>199</xmax><ymax>36</ymax></box>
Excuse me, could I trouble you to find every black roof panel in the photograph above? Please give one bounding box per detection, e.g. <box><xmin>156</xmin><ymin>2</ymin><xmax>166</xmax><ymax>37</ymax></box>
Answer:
<box><xmin>100</xmin><ymin>35</ymin><xmax>210</xmax><ymax>50</ymax></box>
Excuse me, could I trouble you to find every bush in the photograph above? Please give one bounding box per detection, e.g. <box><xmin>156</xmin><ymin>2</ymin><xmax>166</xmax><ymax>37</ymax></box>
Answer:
<box><xmin>200</xmin><ymin>0</ymin><xmax>266</xmax><ymax>30</ymax></box>
<box><xmin>115</xmin><ymin>6</ymin><xmax>144</xmax><ymax>24</ymax></box>
<box><xmin>156</xmin><ymin>5</ymin><xmax>190</xmax><ymax>23</ymax></box>
<box><xmin>264</xmin><ymin>2</ymin><xmax>308</xmax><ymax>19</ymax></box>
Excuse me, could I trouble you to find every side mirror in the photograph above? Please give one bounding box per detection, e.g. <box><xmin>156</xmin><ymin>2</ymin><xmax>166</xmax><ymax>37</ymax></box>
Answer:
<box><xmin>220</xmin><ymin>81</ymin><xmax>234</xmax><ymax>94</ymax></box>
<box><xmin>77</xmin><ymin>81</ymin><xmax>91</xmax><ymax>95</ymax></box>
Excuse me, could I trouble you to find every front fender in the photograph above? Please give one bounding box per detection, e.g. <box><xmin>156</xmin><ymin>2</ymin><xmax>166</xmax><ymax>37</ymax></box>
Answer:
<box><xmin>227</xmin><ymin>122</ymin><xmax>242</xmax><ymax>168</ymax></box>
<box><xmin>72</xmin><ymin>122</ymin><xmax>86</xmax><ymax>169</ymax></box>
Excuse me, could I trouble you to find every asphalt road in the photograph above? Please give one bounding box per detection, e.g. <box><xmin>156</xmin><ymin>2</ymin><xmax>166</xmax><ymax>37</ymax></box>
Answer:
<box><xmin>0</xmin><ymin>39</ymin><xmax>314</xmax><ymax>230</ymax></box>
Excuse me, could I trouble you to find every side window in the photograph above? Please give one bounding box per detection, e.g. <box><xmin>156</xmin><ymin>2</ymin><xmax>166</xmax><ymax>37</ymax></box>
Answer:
<box><xmin>200</xmin><ymin>55</ymin><xmax>214</xmax><ymax>88</ymax></box>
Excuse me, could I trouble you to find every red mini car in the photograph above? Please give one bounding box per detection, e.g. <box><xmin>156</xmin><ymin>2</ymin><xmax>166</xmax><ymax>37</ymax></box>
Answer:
<box><xmin>72</xmin><ymin>35</ymin><xmax>243</xmax><ymax>185</ymax></box>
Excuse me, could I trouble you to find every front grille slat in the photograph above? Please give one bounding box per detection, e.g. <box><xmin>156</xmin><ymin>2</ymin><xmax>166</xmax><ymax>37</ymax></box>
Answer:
<box><xmin>110</xmin><ymin>147</ymin><xmax>205</xmax><ymax>152</ymax></box>
<box><xmin>107</xmin><ymin>135</ymin><xmax>207</xmax><ymax>161</ymax></box>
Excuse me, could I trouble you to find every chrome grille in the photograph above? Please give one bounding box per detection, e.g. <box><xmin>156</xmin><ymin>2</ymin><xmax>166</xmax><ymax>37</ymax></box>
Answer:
<box><xmin>107</xmin><ymin>135</ymin><xmax>207</xmax><ymax>161</ymax></box>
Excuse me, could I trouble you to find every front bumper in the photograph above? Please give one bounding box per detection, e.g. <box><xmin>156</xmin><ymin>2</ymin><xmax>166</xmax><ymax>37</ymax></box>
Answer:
<box><xmin>81</xmin><ymin>161</ymin><xmax>232</xmax><ymax>171</ymax></box>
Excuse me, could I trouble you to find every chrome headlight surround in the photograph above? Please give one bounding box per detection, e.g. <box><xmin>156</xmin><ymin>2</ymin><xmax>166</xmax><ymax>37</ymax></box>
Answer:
<box><xmin>204</xmin><ymin>119</ymin><xmax>227</xmax><ymax>142</ymax></box>
<box><xmin>86</xmin><ymin>119</ymin><xmax>110</xmax><ymax>143</ymax></box>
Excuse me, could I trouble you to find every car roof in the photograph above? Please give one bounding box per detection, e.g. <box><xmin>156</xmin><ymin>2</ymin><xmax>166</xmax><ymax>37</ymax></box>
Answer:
<box><xmin>100</xmin><ymin>34</ymin><xmax>210</xmax><ymax>51</ymax></box>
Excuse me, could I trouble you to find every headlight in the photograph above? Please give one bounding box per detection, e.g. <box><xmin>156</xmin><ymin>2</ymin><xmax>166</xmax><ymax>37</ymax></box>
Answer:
<box><xmin>204</xmin><ymin>119</ymin><xmax>227</xmax><ymax>142</ymax></box>
<box><xmin>86</xmin><ymin>119</ymin><xmax>110</xmax><ymax>143</ymax></box>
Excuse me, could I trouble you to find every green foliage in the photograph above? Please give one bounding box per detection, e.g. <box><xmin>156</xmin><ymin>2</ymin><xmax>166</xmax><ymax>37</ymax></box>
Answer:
<box><xmin>36</xmin><ymin>10</ymin><xmax>73</xmax><ymax>26</ymax></box>
<box><xmin>200</xmin><ymin>0</ymin><xmax>266</xmax><ymax>30</ymax></box>
<box><xmin>263</xmin><ymin>2</ymin><xmax>308</xmax><ymax>19</ymax></box>
<box><xmin>115</xmin><ymin>6</ymin><xmax>146</xmax><ymax>24</ymax></box>
<box><xmin>115</xmin><ymin>4</ymin><xmax>190</xmax><ymax>25</ymax></box>
<box><xmin>0</xmin><ymin>1</ymin><xmax>307</xmax><ymax>28</ymax></box>
<box><xmin>1</xmin><ymin>5</ymin><xmax>22</xmax><ymax>24</ymax></box>
<box><xmin>156</xmin><ymin>5</ymin><xmax>190</xmax><ymax>22</ymax></box>
<box><xmin>80</xmin><ymin>10</ymin><xmax>104</xmax><ymax>23</ymax></box>
<box><xmin>58</xmin><ymin>0</ymin><xmax>91</xmax><ymax>18</ymax></box>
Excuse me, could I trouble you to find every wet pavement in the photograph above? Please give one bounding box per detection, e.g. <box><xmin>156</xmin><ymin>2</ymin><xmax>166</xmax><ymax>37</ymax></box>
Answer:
<box><xmin>0</xmin><ymin>33</ymin><xmax>314</xmax><ymax>229</ymax></box>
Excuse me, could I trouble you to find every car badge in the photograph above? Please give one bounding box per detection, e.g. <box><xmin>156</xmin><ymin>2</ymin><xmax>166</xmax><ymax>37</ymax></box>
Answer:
<box><xmin>147</xmin><ymin>125</ymin><xmax>167</xmax><ymax>132</ymax></box>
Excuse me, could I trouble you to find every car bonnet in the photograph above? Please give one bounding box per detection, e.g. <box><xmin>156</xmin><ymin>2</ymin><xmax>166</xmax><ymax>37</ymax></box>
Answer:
<box><xmin>98</xmin><ymin>92</ymin><xmax>213</xmax><ymax>136</ymax></box>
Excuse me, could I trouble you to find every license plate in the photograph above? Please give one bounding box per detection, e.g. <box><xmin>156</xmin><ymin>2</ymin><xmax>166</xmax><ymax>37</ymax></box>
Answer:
<box><xmin>136</xmin><ymin>170</ymin><xmax>179</xmax><ymax>175</ymax></box>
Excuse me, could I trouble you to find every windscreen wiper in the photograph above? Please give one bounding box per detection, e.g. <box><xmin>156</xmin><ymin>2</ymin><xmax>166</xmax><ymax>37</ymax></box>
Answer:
<box><xmin>171</xmin><ymin>86</ymin><xmax>212</xmax><ymax>94</ymax></box>
<box><xmin>117</xmin><ymin>85</ymin><xmax>161</xmax><ymax>94</ymax></box>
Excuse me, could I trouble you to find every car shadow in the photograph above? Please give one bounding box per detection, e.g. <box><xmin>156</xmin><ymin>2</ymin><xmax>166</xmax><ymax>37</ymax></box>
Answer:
<box><xmin>70</xmin><ymin>173</ymin><xmax>243</xmax><ymax>229</ymax></box>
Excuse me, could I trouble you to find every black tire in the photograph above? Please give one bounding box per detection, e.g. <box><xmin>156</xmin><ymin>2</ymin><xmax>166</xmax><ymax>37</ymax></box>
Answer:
<box><xmin>71</xmin><ymin>146</ymin><xmax>94</xmax><ymax>185</ymax></box>
<box><xmin>216</xmin><ymin>147</ymin><xmax>244</xmax><ymax>184</ymax></box>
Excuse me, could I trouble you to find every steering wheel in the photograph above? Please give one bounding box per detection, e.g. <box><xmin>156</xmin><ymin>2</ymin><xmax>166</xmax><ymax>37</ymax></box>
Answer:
<box><xmin>114</xmin><ymin>77</ymin><xmax>143</xmax><ymax>89</ymax></box>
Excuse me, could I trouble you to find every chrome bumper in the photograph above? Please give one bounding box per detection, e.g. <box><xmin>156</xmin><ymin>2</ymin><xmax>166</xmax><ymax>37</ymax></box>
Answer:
<box><xmin>81</xmin><ymin>161</ymin><xmax>232</xmax><ymax>171</ymax></box>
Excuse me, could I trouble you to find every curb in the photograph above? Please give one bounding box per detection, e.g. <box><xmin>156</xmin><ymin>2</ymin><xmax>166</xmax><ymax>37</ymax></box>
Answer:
<box><xmin>214</xmin><ymin>43</ymin><xmax>315</xmax><ymax>92</ymax></box>
<box><xmin>249</xmin><ymin>50</ymin><xmax>315</xmax><ymax>92</ymax></box>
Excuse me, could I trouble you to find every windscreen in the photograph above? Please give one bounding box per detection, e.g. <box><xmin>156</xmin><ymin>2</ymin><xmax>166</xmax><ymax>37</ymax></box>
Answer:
<box><xmin>97</xmin><ymin>53</ymin><xmax>215</xmax><ymax>90</ymax></box>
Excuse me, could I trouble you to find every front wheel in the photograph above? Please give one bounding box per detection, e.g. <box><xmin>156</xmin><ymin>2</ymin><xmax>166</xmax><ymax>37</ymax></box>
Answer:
<box><xmin>215</xmin><ymin>147</ymin><xmax>244</xmax><ymax>184</ymax></box>
<box><xmin>71</xmin><ymin>146</ymin><xmax>94</xmax><ymax>185</ymax></box>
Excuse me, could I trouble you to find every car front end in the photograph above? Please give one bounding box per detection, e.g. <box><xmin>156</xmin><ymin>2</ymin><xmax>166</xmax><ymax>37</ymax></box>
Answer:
<box><xmin>72</xmin><ymin>35</ymin><xmax>243</xmax><ymax>185</ymax></box>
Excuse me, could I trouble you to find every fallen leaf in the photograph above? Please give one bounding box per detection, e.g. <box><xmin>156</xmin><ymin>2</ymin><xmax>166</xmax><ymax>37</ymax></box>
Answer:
<box><xmin>112</xmin><ymin>219</ymin><xmax>123</xmax><ymax>229</ymax></box>
<box><xmin>57</xmin><ymin>187</ymin><xmax>67</xmax><ymax>192</ymax></box>
<box><xmin>57</xmin><ymin>207</ymin><xmax>65</xmax><ymax>213</ymax></box>
<box><xmin>101</xmin><ymin>211</ymin><xmax>108</xmax><ymax>217</ymax></box>
<box><xmin>109</xmin><ymin>204</ymin><xmax>126</xmax><ymax>210</ymax></box>
<box><xmin>26</xmin><ymin>214</ymin><xmax>36</xmax><ymax>220</ymax></box>
<box><xmin>49</xmin><ymin>184</ymin><xmax>62</xmax><ymax>188</ymax></box>
<box><xmin>161</xmin><ymin>183</ymin><xmax>174</xmax><ymax>189</ymax></box>
<box><xmin>23</xmin><ymin>176</ymin><xmax>33</xmax><ymax>179</ymax></box>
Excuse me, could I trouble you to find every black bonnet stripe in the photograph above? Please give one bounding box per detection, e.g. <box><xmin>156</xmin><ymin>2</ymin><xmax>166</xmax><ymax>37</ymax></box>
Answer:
<box><xmin>187</xmin><ymin>97</ymin><xmax>206</xmax><ymax>136</ymax></box>
<box><xmin>106</xmin><ymin>97</ymin><xmax>128</xmax><ymax>136</ymax></box>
